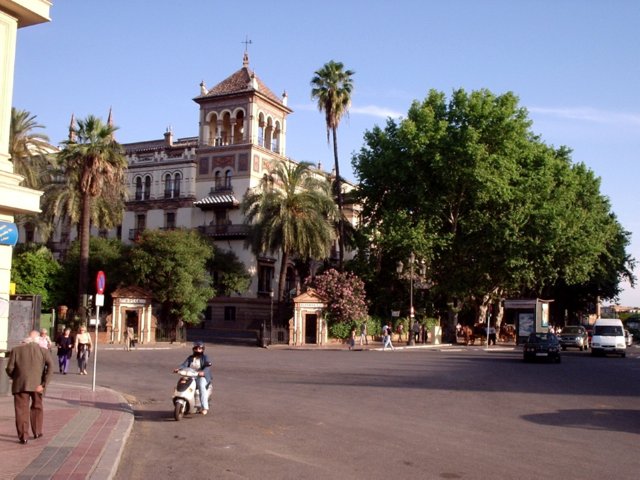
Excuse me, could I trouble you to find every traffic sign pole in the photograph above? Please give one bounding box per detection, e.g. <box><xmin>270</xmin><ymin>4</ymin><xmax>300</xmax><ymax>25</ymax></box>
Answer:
<box><xmin>92</xmin><ymin>271</ymin><xmax>106</xmax><ymax>392</ymax></box>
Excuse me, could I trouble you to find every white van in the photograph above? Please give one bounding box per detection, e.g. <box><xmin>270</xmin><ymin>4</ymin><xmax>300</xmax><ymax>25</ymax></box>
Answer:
<box><xmin>590</xmin><ymin>318</ymin><xmax>626</xmax><ymax>357</ymax></box>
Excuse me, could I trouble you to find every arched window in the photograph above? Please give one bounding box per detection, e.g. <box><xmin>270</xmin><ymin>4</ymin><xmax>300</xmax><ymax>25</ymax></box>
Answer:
<box><xmin>214</xmin><ymin>170</ymin><xmax>222</xmax><ymax>190</ymax></box>
<box><xmin>233</xmin><ymin>110</ymin><xmax>245</xmax><ymax>144</ymax></box>
<box><xmin>164</xmin><ymin>173</ymin><xmax>173</xmax><ymax>198</ymax></box>
<box><xmin>225</xmin><ymin>169</ymin><xmax>232</xmax><ymax>189</ymax></box>
<box><xmin>264</xmin><ymin>117</ymin><xmax>273</xmax><ymax>151</ymax></box>
<box><xmin>135</xmin><ymin>177</ymin><xmax>143</xmax><ymax>200</ymax></box>
<box><xmin>144</xmin><ymin>175</ymin><xmax>152</xmax><ymax>200</ymax></box>
<box><xmin>272</xmin><ymin>121</ymin><xmax>281</xmax><ymax>153</ymax></box>
<box><xmin>174</xmin><ymin>173</ymin><xmax>181</xmax><ymax>197</ymax></box>
<box><xmin>222</xmin><ymin>112</ymin><xmax>232</xmax><ymax>145</ymax></box>
<box><xmin>258</xmin><ymin>113</ymin><xmax>265</xmax><ymax>147</ymax></box>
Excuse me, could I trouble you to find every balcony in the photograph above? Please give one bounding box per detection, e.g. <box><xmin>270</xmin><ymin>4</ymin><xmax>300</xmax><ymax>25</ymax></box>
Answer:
<box><xmin>198</xmin><ymin>223</ymin><xmax>250</xmax><ymax>239</ymax></box>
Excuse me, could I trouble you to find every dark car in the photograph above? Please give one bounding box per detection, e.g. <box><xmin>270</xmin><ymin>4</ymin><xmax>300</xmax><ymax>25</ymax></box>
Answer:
<box><xmin>559</xmin><ymin>325</ymin><xmax>589</xmax><ymax>351</ymax></box>
<box><xmin>523</xmin><ymin>332</ymin><xmax>561</xmax><ymax>363</ymax></box>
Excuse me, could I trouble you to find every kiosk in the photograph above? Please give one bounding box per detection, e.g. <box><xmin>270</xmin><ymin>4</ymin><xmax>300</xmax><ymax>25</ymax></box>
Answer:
<box><xmin>504</xmin><ymin>298</ymin><xmax>554</xmax><ymax>345</ymax></box>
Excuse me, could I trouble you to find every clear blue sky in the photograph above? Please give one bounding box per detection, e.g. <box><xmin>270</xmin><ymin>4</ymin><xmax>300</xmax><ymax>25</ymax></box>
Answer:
<box><xmin>12</xmin><ymin>0</ymin><xmax>640</xmax><ymax>306</ymax></box>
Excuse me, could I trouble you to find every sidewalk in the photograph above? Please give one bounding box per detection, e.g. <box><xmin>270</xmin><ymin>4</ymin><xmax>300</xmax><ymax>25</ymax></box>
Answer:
<box><xmin>0</xmin><ymin>380</ymin><xmax>133</xmax><ymax>480</ymax></box>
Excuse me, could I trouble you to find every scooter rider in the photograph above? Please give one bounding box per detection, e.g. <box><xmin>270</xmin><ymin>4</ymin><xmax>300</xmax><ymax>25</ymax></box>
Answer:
<box><xmin>174</xmin><ymin>341</ymin><xmax>212</xmax><ymax>415</ymax></box>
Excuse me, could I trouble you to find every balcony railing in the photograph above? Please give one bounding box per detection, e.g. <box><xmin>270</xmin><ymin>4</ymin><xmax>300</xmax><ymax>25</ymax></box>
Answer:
<box><xmin>198</xmin><ymin>224</ymin><xmax>250</xmax><ymax>239</ymax></box>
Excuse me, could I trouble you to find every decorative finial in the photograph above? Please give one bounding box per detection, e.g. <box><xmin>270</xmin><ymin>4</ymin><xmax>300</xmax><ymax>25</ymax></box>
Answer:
<box><xmin>200</xmin><ymin>80</ymin><xmax>208</xmax><ymax>95</ymax></box>
<box><xmin>68</xmin><ymin>113</ymin><xmax>76</xmax><ymax>142</ymax></box>
<box><xmin>241</xmin><ymin>35</ymin><xmax>252</xmax><ymax>67</ymax></box>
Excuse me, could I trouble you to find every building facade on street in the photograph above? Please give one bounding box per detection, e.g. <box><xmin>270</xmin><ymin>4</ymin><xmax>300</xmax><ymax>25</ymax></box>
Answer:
<box><xmin>43</xmin><ymin>53</ymin><xmax>358</xmax><ymax>343</ymax></box>
<box><xmin>0</xmin><ymin>0</ymin><xmax>51</xmax><ymax>392</ymax></box>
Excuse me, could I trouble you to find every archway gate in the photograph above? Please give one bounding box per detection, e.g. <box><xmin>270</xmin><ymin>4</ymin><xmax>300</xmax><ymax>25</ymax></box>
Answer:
<box><xmin>110</xmin><ymin>286</ymin><xmax>155</xmax><ymax>345</ymax></box>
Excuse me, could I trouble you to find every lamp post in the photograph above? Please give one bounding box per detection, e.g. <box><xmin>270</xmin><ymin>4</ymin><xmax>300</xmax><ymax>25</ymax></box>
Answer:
<box><xmin>397</xmin><ymin>252</ymin><xmax>417</xmax><ymax>346</ymax></box>
<box><xmin>269</xmin><ymin>290</ymin><xmax>274</xmax><ymax>346</ymax></box>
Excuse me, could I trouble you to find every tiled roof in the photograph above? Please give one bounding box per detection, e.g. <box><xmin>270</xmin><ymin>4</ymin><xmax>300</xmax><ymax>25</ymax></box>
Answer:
<box><xmin>198</xmin><ymin>67</ymin><xmax>282</xmax><ymax>105</ymax></box>
<box><xmin>194</xmin><ymin>193</ymin><xmax>239</xmax><ymax>207</ymax></box>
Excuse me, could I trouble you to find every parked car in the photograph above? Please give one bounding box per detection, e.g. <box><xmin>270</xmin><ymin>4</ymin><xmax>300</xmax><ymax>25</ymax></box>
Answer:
<box><xmin>523</xmin><ymin>332</ymin><xmax>561</xmax><ymax>363</ymax></box>
<box><xmin>624</xmin><ymin>329</ymin><xmax>633</xmax><ymax>347</ymax></box>
<box><xmin>559</xmin><ymin>326</ymin><xmax>589</xmax><ymax>351</ymax></box>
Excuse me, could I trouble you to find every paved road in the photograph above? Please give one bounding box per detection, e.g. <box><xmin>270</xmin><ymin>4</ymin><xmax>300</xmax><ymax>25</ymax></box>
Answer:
<box><xmin>63</xmin><ymin>344</ymin><xmax>640</xmax><ymax>479</ymax></box>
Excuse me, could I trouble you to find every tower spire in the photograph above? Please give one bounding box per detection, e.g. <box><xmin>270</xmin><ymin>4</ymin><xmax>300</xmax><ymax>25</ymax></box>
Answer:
<box><xmin>68</xmin><ymin>113</ymin><xmax>76</xmax><ymax>142</ymax></box>
<box><xmin>241</xmin><ymin>35</ymin><xmax>252</xmax><ymax>67</ymax></box>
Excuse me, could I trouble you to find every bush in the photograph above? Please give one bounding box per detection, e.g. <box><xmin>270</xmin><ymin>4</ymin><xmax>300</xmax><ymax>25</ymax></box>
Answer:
<box><xmin>329</xmin><ymin>321</ymin><xmax>355</xmax><ymax>340</ymax></box>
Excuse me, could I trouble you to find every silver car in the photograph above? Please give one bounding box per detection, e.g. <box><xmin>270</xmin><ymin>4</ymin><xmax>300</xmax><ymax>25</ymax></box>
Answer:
<box><xmin>559</xmin><ymin>326</ymin><xmax>589</xmax><ymax>351</ymax></box>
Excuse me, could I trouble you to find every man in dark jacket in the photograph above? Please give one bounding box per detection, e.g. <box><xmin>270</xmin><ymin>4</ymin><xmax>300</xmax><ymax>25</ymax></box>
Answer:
<box><xmin>174</xmin><ymin>341</ymin><xmax>212</xmax><ymax>415</ymax></box>
<box><xmin>5</xmin><ymin>330</ymin><xmax>54</xmax><ymax>444</ymax></box>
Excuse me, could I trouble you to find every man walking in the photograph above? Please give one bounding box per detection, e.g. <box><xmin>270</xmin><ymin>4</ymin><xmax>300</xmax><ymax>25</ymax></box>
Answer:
<box><xmin>5</xmin><ymin>330</ymin><xmax>54</xmax><ymax>444</ymax></box>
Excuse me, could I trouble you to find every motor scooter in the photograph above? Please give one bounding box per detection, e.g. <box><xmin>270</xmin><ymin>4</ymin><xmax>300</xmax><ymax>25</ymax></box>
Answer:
<box><xmin>172</xmin><ymin>367</ymin><xmax>213</xmax><ymax>421</ymax></box>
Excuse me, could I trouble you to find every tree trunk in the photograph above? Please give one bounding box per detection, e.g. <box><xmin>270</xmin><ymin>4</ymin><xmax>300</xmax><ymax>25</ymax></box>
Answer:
<box><xmin>77</xmin><ymin>191</ymin><xmax>92</xmax><ymax>311</ymax></box>
<box><xmin>277</xmin><ymin>250</ymin><xmax>289</xmax><ymax>303</ymax></box>
<box><xmin>332</xmin><ymin>126</ymin><xmax>344</xmax><ymax>271</ymax></box>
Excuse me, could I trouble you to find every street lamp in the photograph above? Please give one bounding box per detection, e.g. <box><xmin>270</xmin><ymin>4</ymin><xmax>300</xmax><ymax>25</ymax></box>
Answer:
<box><xmin>397</xmin><ymin>252</ymin><xmax>417</xmax><ymax>346</ymax></box>
<box><xmin>269</xmin><ymin>290</ymin><xmax>274</xmax><ymax>345</ymax></box>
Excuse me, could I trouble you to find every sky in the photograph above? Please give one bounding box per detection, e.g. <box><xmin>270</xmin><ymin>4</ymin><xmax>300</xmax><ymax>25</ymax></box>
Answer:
<box><xmin>11</xmin><ymin>0</ymin><xmax>640</xmax><ymax>306</ymax></box>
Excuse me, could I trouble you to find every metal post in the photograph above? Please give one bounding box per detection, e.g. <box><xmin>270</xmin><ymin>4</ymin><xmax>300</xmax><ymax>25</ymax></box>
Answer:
<box><xmin>408</xmin><ymin>252</ymin><xmax>415</xmax><ymax>346</ymax></box>
<box><xmin>269</xmin><ymin>291</ymin><xmax>274</xmax><ymax>345</ymax></box>
<box><xmin>92</xmin><ymin>304</ymin><xmax>99</xmax><ymax>392</ymax></box>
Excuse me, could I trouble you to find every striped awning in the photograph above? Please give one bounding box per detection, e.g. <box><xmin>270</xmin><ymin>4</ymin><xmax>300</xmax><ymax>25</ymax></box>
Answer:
<box><xmin>193</xmin><ymin>193</ymin><xmax>239</xmax><ymax>208</ymax></box>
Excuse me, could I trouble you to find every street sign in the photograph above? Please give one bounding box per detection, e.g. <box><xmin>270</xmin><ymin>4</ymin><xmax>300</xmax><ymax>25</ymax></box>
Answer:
<box><xmin>96</xmin><ymin>271</ymin><xmax>106</xmax><ymax>294</ymax></box>
<box><xmin>95</xmin><ymin>294</ymin><xmax>104</xmax><ymax>307</ymax></box>
<box><xmin>0</xmin><ymin>221</ymin><xmax>18</xmax><ymax>246</ymax></box>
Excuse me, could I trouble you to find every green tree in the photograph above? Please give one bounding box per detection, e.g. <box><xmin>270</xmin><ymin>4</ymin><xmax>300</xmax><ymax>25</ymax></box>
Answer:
<box><xmin>128</xmin><ymin>229</ymin><xmax>214</xmax><ymax>326</ymax></box>
<box><xmin>11</xmin><ymin>245</ymin><xmax>61</xmax><ymax>310</ymax></box>
<box><xmin>57</xmin><ymin>115</ymin><xmax>127</xmax><ymax>309</ymax></box>
<box><xmin>208</xmin><ymin>248</ymin><xmax>251</xmax><ymax>297</ymax></box>
<box><xmin>242</xmin><ymin>160</ymin><xmax>338</xmax><ymax>301</ymax></box>
<box><xmin>311</xmin><ymin>60</ymin><xmax>355</xmax><ymax>270</ymax></box>
<box><xmin>55</xmin><ymin>237</ymin><xmax>131</xmax><ymax>309</ymax></box>
<box><xmin>9</xmin><ymin>107</ymin><xmax>53</xmax><ymax>189</ymax></box>
<box><xmin>352</xmin><ymin>88</ymin><xmax>634</xmax><ymax>338</ymax></box>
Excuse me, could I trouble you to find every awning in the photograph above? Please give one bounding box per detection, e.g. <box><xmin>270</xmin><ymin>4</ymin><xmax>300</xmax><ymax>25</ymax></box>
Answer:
<box><xmin>194</xmin><ymin>193</ymin><xmax>239</xmax><ymax>209</ymax></box>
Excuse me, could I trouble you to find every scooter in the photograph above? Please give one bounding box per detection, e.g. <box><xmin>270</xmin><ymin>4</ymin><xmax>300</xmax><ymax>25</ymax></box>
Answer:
<box><xmin>172</xmin><ymin>367</ymin><xmax>213</xmax><ymax>421</ymax></box>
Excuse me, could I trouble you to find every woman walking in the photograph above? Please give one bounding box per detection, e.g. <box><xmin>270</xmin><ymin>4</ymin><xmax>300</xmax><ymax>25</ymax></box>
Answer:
<box><xmin>55</xmin><ymin>328</ymin><xmax>73</xmax><ymax>374</ymax></box>
<box><xmin>74</xmin><ymin>325</ymin><xmax>92</xmax><ymax>375</ymax></box>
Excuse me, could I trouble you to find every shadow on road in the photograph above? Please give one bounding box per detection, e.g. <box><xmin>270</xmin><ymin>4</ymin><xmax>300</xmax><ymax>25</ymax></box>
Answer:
<box><xmin>522</xmin><ymin>408</ymin><xmax>640</xmax><ymax>435</ymax></box>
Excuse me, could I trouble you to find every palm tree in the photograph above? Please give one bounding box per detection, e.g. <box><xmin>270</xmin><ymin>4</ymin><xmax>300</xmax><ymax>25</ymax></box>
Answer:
<box><xmin>58</xmin><ymin>115</ymin><xmax>127</xmax><ymax>309</ymax></box>
<box><xmin>9</xmin><ymin>107</ymin><xmax>54</xmax><ymax>189</ymax></box>
<box><xmin>310</xmin><ymin>60</ymin><xmax>355</xmax><ymax>270</ymax></box>
<box><xmin>242</xmin><ymin>160</ymin><xmax>338</xmax><ymax>301</ymax></box>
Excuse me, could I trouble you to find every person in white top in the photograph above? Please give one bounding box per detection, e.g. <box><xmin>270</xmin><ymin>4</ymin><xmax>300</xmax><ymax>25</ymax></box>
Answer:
<box><xmin>38</xmin><ymin>328</ymin><xmax>52</xmax><ymax>350</ymax></box>
<box><xmin>74</xmin><ymin>325</ymin><xmax>93</xmax><ymax>375</ymax></box>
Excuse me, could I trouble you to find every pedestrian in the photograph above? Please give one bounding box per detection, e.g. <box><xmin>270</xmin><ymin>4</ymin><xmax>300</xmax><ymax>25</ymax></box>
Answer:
<box><xmin>412</xmin><ymin>319</ymin><xmax>420</xmax><ymax>343</ymax></box>
<box><xmin>124</xmin><ymin>326</ymin><xmax>135</xmax><ymax>351</ymax></box>
<box><xmin>55</xmin><ymin>328</ymin><xmax>73</xmax><ymax>374</ymax></box>
<box><xmin>74</xmin><ymin>325</ymin><xmax>92</xmax><ymax>375</ymax></box>
<box><xmin>38</xmin><ymin>328</ymin><xmax>52</xmax><ymax>350</ymax></box>
<box><xmin>5</xmin><ymin>330</ymin><xmax>54</xmax><ymax>444</ymax></box>
<box><xmin>396</xmin><ymin>322</ymin><xmax>404</xmax><ymax>342</ymax></box>
<box><xmin>359</xmin><ymin>320</ymin><xmax>368</xmax><ymax>345</ymax></box>
<box><xmin>382</xmin><ymin>322</ymin><xmax>395</xmax><ymax>350</ymax></box>
<box><xmin>488</xmin><ymin>325</ymin><xmax>497</xmax><ymax>345</ymax></box>
<box><xmin>348</xmin><ymin>326</ymin><xmax>356</xmax><ymax>350</ymax></box>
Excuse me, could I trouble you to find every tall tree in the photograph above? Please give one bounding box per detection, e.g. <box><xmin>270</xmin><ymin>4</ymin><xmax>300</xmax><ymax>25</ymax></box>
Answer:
<box><xmin>242</xmin><ymin>160</ymin><xmax>338</xmax><ymax>302</ymax></box>
<box><xmin>311</xmin><ymin>60</ymin><xmax>355</xmax><ymax>270</ymax></box>
<box><xmin>128</xmin><ymin>229</ymin><xmax>215</xmax><ymax>326</ymax></box>
<box><xmin>58</xmin><ymin>115</ymin><xmax>127</xmax><ymax>309</ymax></box>
<box><xmin>9</xmin><ymin>107</ymin><xmax>53</xmax><ymax>189</ymax></box>
<box><xmin>352</xmin><ymin>88</ymin><xmax>634</xmax><ymax>338</ymax></box>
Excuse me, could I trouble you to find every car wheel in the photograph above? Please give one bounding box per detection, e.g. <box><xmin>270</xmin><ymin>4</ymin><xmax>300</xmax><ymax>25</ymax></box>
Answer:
<box><xmin>621</xmin><ymin>352</ymin><xmax>626</xmax><ymax>358</ymax></box>
<box><xmin>561</xmin><ymin>346</ymin><xmax>566</xmax><ymax>351</ymax></box>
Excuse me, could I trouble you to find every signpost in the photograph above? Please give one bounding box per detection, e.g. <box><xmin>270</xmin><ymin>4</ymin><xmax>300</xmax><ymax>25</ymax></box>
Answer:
<box><xmin>92</xmin><ymin>271</ymin><xmax>106</xmax><ymax>392</ymax></box>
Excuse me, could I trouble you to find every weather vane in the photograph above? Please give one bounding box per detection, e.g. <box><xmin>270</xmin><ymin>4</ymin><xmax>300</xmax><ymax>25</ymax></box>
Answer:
<box><xmin>242</xmin><ymin>35</ymin><xmax>252</xmax><ymax>53</ymax></box>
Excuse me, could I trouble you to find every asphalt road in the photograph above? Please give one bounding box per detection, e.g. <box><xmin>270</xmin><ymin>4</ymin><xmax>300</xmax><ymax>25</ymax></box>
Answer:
<box><xmin>61</xmin><ymin>343</ymin><xmax>640</xmax><ymax>480</ymax></box>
